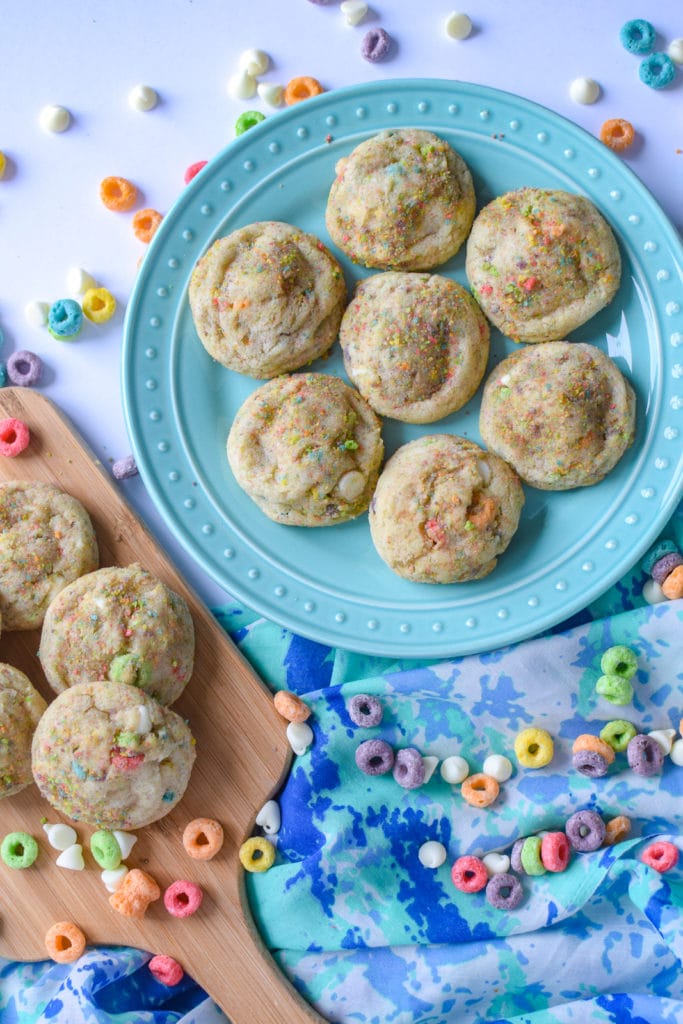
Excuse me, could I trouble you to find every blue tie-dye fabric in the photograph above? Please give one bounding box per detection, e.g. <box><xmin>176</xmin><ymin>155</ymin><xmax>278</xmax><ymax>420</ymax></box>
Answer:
<box><xmin>1</xmin><ymin>503</ymin><xmax>682</xmax><ymax>1024</ymax></box>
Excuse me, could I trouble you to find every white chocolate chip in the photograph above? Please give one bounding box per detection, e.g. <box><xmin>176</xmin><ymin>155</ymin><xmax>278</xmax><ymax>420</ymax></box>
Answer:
<box><xmin>648</xmin><ymin>729</ymin><xmax>676</xmax><ymax>755</ymax></box>
<box><xmin>43</xmin><ymin>823</ymin><xmax>78</xmax><ymax>851</ymax></box>
<box><xmin>238</xmin><ymin>48</ymin><xmax>270</xmax><ymax>77</ymax></box>
<box><xmin>287</xmin><ymin>720</ymin><xmax>314</xmax><ymax>755</ymax></box>
<box><xmin>128</xmin><ymin>84</ymin><xmax>159</xmax><ymax>111</ymax></box>
<box><xmin>483</xmin><ymin>852</ymin><xmax>510</xmax><ymax>876</ymax></box>
<box><xmin>568</xmin><ymin>77</ymin><xmax>601</xmax><ymax>105</ymax></box>
<box><xmin>24</xmin><ymin>300</ymin><xmax>50</xmax><ymax>327</ymax></box>
<box><xmin>39</xmin><ymin>104</ymin><xmax>71</xmax><ymax>133</ymax></box>
<box><xmin>337</xmin><ymin>470</ymin><xmax>366</xmax><ymax>501</ymax></box>
<box><xmin>55</xmin><ymin>844</ymin><xmax>85</xmax><ymax>870</ymax></box>
<box><xmin>670</xmin><ymin>738</ymin><xmax>683</xmax><ymax>766</ymax></box>
<box><xmin>135</xmin><ymin>704</ymin><xmax>153</xmax><ymax>735</ymax></box>
<box><xmin>440</xmin><ymin>754</ymin><xmax>469</xmax><ymax>784</ymax></box>
<box><xmin>227</xmin><ymin>70</ymin><xmax>257</xmax><ymax>100</ymax></box>
<box><xmin>418</xmin><ymin>840</ymin><xmax>447</xmax><ymax>868</ymax></box>
<box><xmin>642</xmin><ymin>578</ymin><xmax>667</xmax><ymax>605</ymax></box>
<box><xmin>668</xmin><ymin>38</ymin><xmax>683</xmax><ymax>64</ymax></box>
<box><xmin>422</xmin><ymin>755</ymin><xmax>439</xmax><ymax>784</ymax></box>
<box><xmin>477</xmin><ymin>460</ymin><xmax>492</xmax><ymax>486</ymax></box>
<box><xmin>112</xmin><ymin>830</ymin><xmax>138</xmax><ymax>860</ymax></box>
<box><xmin>101</xmin><ymin>865</ymin><xmax>129</xmax><ymax>892</ymax></box>
<box><xmin>66</xmin><ymin>267</ymin><xmax>97</xmax><ymax>296</ymax></box>
<box><xmin>482</xmin><ymin>753</ymin><xmax>513</xmax><ymax>782</ymax></box>
<box><xmin>340</xmin><ymin>0</ymin><xmax>368</xmax><ymax>26</ymax></box>
<box><xmin>257</xmin><ymin>82</ymin><xmax>284</xmax><ymax>107</ymax></box>
<box><xmin>255</xmin><ymin>799</ymin><xmax>281</xmax><ymax>835</ymax></box>
<box><xmin>444</xmin><ymin>12</ymin><xmax>473</xmax><ymax>40</ymax></box>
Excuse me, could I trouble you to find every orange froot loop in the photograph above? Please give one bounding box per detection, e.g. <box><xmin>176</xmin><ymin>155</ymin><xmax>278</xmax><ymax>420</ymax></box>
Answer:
<box><xmin>45</xmin><ymin>921</ymin><xmax>86</xmax><ymax>963</ymax></box>
<box><xmin>284</xmin><ymin>76</ymin><xmax>324</xmax><ymax>105</ymax></box>
<box><xmin>100</xmin><ymin>175</ymin><xmax>138</xmax><ymax>211</ymax></box>
<box><xmin>599</xmin><ymin>118</ymin><xmax>635</xmax><ymax>152</ymax></box>
<box><xmin>460</xmin><ymin>772</ymin><xmax>500</xmax><ymax>808</ymax></box>
<box><xmin>132</xmin><ymin>208</ymin><xmax>163</xmax><ymax>243</ymax></box>
<box><xmin>182</xmin><ymin>817</ymin><xmax>224</xmax><ymax>861</ymax></box>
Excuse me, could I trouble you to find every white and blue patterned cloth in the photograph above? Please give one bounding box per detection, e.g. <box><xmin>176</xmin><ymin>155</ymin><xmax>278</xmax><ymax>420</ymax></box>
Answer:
<box><xmin>2</xmin><ymin>503</ymin><xmax>682</xmax><ymax>1024</ymax></box>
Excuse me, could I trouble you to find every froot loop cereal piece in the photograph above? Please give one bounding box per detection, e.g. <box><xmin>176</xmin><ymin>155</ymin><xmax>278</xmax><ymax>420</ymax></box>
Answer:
<box><xmin>284</xmin><ymin>76</ymin><xmax>324</xmax><ymax>105</ymax></box>
<box><xmin>109</xmin><ymin>868</ymin><xmax>161</xmax><ymax>918</ymax></box>
<box><xmin>148</xmin><ymin>954</ymin><xmax>184</xmax><ymax>986</ymax></box>
<box><xmin>235</xmin><ymin>110</ymin><xmax>266</xmax><ymax>136</ymax></box>
<box><xmin>132</xmin><ymin>208</ymin><xmax>163</xmax><ymax>243</ymax></box>
<box><xmin>565</xmin><ymin>810</ymin><xmax>606</xmax><ymax>852</ymax></box>
<box><xmin>39</xmin><ymin>104</ymin><xmax>71</xmax><ymax>133</ymax></box>
<box><xmin>0</xmin><ymin>150</ymin><xmax>6</xmax><ymax>178</ymax></box>
<box><xmin>48</xmin><ymin>298</ymin><xmax>83</xmax><ymax>340</ymax></box>
<box><xmin>101</xmin><ymin>865</ymin><xmax>129</xmax><ymax>892</ymax></box>
<box><xmin>43</xmin><ymin>822</ymin><xmax>78</xmax><ymax>851</ymax></box>
<box><xmin>639</xmin><ymin>52</ymin><xmax>676</xmax><ymax>89</ymax></box>
<box><xmin>662</xmin><ymin>566</ymin><xmax>683</xmax><ymax>600</ymax></box>
<box><xmin>360</xmin><ymin>27</ymin><xmax>392</xmax><ymax>62</ymax></box>
<box><xmin>619</xmin><ymin>18</ymin><xmax>655</xmax><ymax>55</ymax></box>
<box><xmin>569</xmin><ymin>77</ymin><xmax>601</xmax><ymax>104</ymax></box>
<box><xmin>128</xmin><ymin>84</ymin><xmax>159</xmax><ymax>111</ymax></box>
<box><xmin>355</xmin><ymin>738</ymin><xmax>395</xmax><ymax>775</ymax></box>
<box><xmin>287</xmin><ymin>720</ymin><xmax>314</xmax><ymax>755</ymax></box>
<box><xmin>520</xmin><ymin>835</ymin><xmax>546</xmax><ymax>876</ymax></box>
<box><xmin>55</xmin><ymin>843</ymin><xmax>85</xmax><ymax>870</ymax></box>
<box><xmin>595</xmin><ymin>674</ymin><xmax>633</xmax><ymax>706</ymax></box>
<box><xmin>66</xmin><ymin>267</ymin><xmax>97</xmax><ymax>295</ymax></box>
<box><xmin>6</xmin><ymin>349</ymin><xmax>42</xmax><ymax>387</ymax></box>
<box><xmin>274</xmin><ymin>689</ymin><xmax>311</xmax><ymax>723</ymax></box>
<box><xmin>227</xmin><ymin>69</ymin><xmax>257</xmax><ymax>100</ymax></box>
<box><xmin>642</xmin><ymin>539</ymin><xmax>677</xmax><ymax>575</ymax></box>
<box><xmin>0</xmin><ymin>417</ymin><xmax>30</xmax><ymax>458</ymax></box>
<box><xmin>600</xmin><ymin>645</ymin><xmax>638</xmax><ymax>679</ymax></box>
<box><xmin>1</xmin><ymin>831</ymin><xmax>39</xmax><ymax>869</ymax></box>
<box><xmin>239</xmin><ymin>835</ymin><xmax>275</xmax><ymax>873</ymax></box>
<box><xmin>238</xmin><ymin>48</ymin><xmax>270</xmax><ymax>76</ymax></box>
<box><xmin>461</xmin><ymin>772</ymin><xmax>500</xmax><ymax>808</ymax></box>
<box><xmin>82</xmin><ymin>287</ymin><xmax>116</xmax><ymax>324</ymax></box>
<box><xmin>600</xmin><ymin>719</ymin><xmax>637</xmax><ymax>752</ymax></box>
<box><xmin>341</xmin><ymin>0</ymin><xmax>368</xmax><ymax>26</ymax></box>
<box><xmin>99</xmin><ymin>175</ymin><xmax>138</xmax><ymax>212</ymax></box>
<box><xmin>486</xmin><ymin>871</ymin><xmax>523</xmax><ymax>910</ymax></box>
<box><xmin>641</xmin><ymin>840</ymin><xmax>679</xmax><ymax>873</ymax></box>
<box><xmin>183</xmin><ymin>817</ymin><xmax>225</xmax><ymax>860</ymax></box>
<box><xmin>643</xmin><ymin>578</ymin><xmax>667</xmax><ymax>605</ymax></box>
<box><xmin>651</xmin><ymin>552</ymin><xmax>683</xmax><ymax>584</ymax></box>
<box><xmin>648</xmin><ymin>729</ymin><xmax>676</xmax><ymax>755</ymax></box>
<box><xmin>541</xmin><ymin>832</ymin><xmax>570</xmax><ymax>872</ymax></box>
<box><xmin>44</xmin><ymin>921</ymin><xmax>86</xmax><ymax>963</ymax></box>
<box><xmin>451</xmin><ymin>855</ymin><xmax>488</xmax><ymax>893</ymax></box>
<box><xmin>164</xmin><ymin>879</ymin><xmax>203</xmax><ymax>918</ymax></box>
<box><xmin>348</xmin><ymin>693</ymin><xmax>383</xmax><ymax>728</ymax></box>
<box><xmin>482</xmin><ymin>754</ymin><xmax>513</xmax><ymax>783</ymax></box>
<box><xmin>572</xmin><ymin>735</ymin><xmax>616</xmax><ymax>777</ymax></box>
<box><xmin>112</xmin><ymin>454</ymin><xmax>138</xmax><ymax>480</ymax></box>
<box><xmin>90</xmin><ymin>830</ymin><xmax>122</xmax><ymax>870</ymax></box>
<box><xmin>603</xmin><ymin>815</ymin><xmax>632</xmax><ymax>846</ymax></box>
<box><xmin>514</xmin><ymin>727</ymin><xmax>554</xmax><ymax>769</ymax></box>
<box><xmin>440</xmin><ymin>755</ymin><xmax>469</xmax><ymax>784</ymax></box>
<box><xmin>393</xmin><ymin>747</ymin><xmax>426</xmax><ymax>790</ymax></box>
<box><xmin>669</xmin><ymin>38</ymin><xmax>683</xmax><ymax>64</ymax></box>
<box><xmin>418</xmin><ymin>840</ymin><xmax>447</xmax><ymax>869</ymax></box>
<box><xmin>255</xmin><ymin>800</ymin><xmax>281</xmax><ymax>836</ymax></box>
<box><xmin>599</xmin><ymin>118</ymin><xmax>635</xmax><ymax>152</ymax></box>
<box><xmin>510</xmin><ymin>838</ymin><xmax>525</xmax><ymax>873</ymax></box>
<box><xmin>24</xmin><ymin>300</ymin><xmax>50</xmax><ymax>327</ymax></box>
<box><xmin>184</xmin><ymin>160</ymin><xmax>207</xmax><ymax>185</ymax></box>
<box><xmin>256</xmin><ymin>82</ymin><xmax>284</xmax><ymax>107</ymax></box>
<box><xmin>627</xmin><ymin>733</ymin><xmax>664</xmax><ymax>776</ymax></box>
<box><xmin>444</xmin><ymin>12</ymin><xmax>473</xmax><ymax>40</ymax></box>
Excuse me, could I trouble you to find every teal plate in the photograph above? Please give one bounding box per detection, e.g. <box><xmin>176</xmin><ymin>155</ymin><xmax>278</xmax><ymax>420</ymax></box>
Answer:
<box><xmin>122</xmin><ymin>79</ymin><xmax>683</xmax><ymax>658</ymax></box>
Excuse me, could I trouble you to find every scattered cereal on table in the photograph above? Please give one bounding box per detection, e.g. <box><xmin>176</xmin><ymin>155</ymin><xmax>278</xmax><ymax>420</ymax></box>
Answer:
<box><xmin>565</xmin><ymin>810</ymin><xmax>605</xmax><ymax>851</ymax></box>
<box><xmin>486</xmin><ymin>871</ymin><xmax>523</xmax><ymax>910</ymax></box>
<box><xmin>461</xmin><ymin>772</ymin><xmax>499</xmax><ymax>807</ymax></box>
<box><xmin>284</xmin><ymin>76</ymin><xmax>324</xmax><ymax>104</ymax></box>
<box><xmin>48</xmin><ymin>298</ymin><xmax>83</xmax><ymax>340</ymax></box>
<box><xmin>90</xmin><ymin>829</ymin><xmax>122</xmax><ymax>870</ymax></box>
<box><xmin>639</xmin><ymin>52</ymin><xmax>677</xmax><ymax>89</ymax></box>
<box><xmin>235</xmin><ymin>110</ymin><xmax>266</xmax><ymax>135</ymax></box>
<box><xmin>451</xmin><ymin>854</ymin><xmax>488</xmax><ymax>892</ymax></box>
<box><xmin>393</xmin><ymin>747</ymin><xmax>426</xmax><ymax>789</ymax></box>
<box><xmin>0</xmin><ymin>151</ymin><xmax>7</xmax><ymax>179</ymax></box>
<box><xmin>183</xmin><ymin>817</ymin><xmax>224</xmax><ymax>860</ymax></box>
<box><xmin>112</xmin><ymin>454</ymin><xmax>138</xmax><ymax>480</ymax></box>
<box><xmin>184</xmin><ymin>160</ymin><xmax>207</xmax><ymax>185</ymax></box>
<box><xmin>148</xmin><ymin>954</ymin><xmax>184</xmax><ymax>986</ymax></box>
<box><xmin>100</xmin><ymin>175</ymin><xmax>138</xmax><ymax>212</ymax></box>
<box><xmin>360</xmin><ymin>27</ymin><xmax>392</xmax><ymax>62</ymax></box>
<box><xmin>514</xmin><ymin>727</ymin><xmax>554</xmax><ymax>769</ymax></box>
<box><xmin>132</xmin><ymin>208</ymin><xmax>163</xmax><ymax>243</ymax></box>
<box><xmin>82</xmin><ymin>287</ymin><xmax>116</xmax><ymax>324</ymax></box>
<box><xmin>1</xmin><ymin>831</ymin><xmax>39</xmax><ymax>869</ymax></box>
<box><xmin>627</xmin><ymin>733</ymin><xmax>664</xmax><ymax>777</ymax></box>
<box><xmin>239</xmin><ymin>835</ymin><xmax>276</xmax><ymax>873</ymax></box>
<box><xmin>109</xmin><ymin>867</ymin><xmax>161</xmax><ymax>917</ymax></box>
<box><xmin>619</xmin><ymin>19</ymin><xmax>655</xmax><ymax>55</ymax></box>
<box><xmin>164</xmin><ymin>878</ymin><xmax>203</xmax><ymax>918</ymax></box>
<box><xmin>44</xmin><ymin>921</ymin><xmax>86</xmax><ymax>963</ymax></box>
<box><xmin>274</xmin><ymin>689</ymin><xmax>311</xmax><ymax>723</ymax></box>
<box><xmin>6</xmin><ymin>350</ymin><xmax>42</xmax><ymax>387</ymax></box>
<box><xmin>641</xmin><ymin>840</ymin><xmax>679</xmax><ymax>873</ymax></box>
<box><xmin>0</xmin><ymin>417</ymin><xmax>30</xmax><ymax>458</ymax></box>
<box><xmin>599</xmin><ymin>118</ymin><xmax>635</xmax><ymax>152</ymax></box>
<box><xmin>348</xmin><ymin>693</ymin><xmax>383</xmax><ymax>727</ymax></box>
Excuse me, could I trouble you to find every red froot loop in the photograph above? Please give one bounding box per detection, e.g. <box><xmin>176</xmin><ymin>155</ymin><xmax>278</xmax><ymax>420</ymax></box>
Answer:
<box><xmin>0</xmin><ymin>417</ymin><xmax>30</xmax><ymax>457</ymax></box>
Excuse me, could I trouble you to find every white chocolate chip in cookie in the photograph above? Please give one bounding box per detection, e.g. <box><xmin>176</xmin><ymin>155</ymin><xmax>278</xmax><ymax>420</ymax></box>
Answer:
<box><xmin>337</xmin><ymin>470</ymin><xmax>366</xmax><ymax>501</ymax></box>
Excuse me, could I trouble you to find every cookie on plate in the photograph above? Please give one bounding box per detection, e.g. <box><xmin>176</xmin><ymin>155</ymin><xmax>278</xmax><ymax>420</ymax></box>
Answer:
<box><xmin>39</xmin><ymin>563</ymin><xmax>195</xmax><ymax>706</ymax></box>
<box><xmin>340</xmin><ymin>272</ymin><xmax>490</xmax><ymax>423</ymax></box>
<box><xmin>0</xmin><ymin>663</ymin><xmax>47</xmax><ymax>798</ymax></box>
<box><xmin>325</xmin><ymin>129</ymin><xmax>475</xmax><ymax>270</ymax></box>
<box><xmin>369</xmin><ymin>434</ymin><xmax>524</xmax><ymax>583</ymax></box>
<box><xmin>31</xmin><ymin>679</ymin><xmax>195</xmax><ymax>829</ymax></box>
<box><xmin>0</xmin><ymin>480</ymin><xmax>99</xmax><ymax>631</ymax></box>
<box><xmin>479</xmin><ymin>341</ymin><xmax>636</xmax><ymax>489</ymax></box>
<box><xmin>227</xmin><ymin>372</ymin><xmax>384</xmax><ymax>526</ymax></box>
<box><xmin>188</xmin><ymin>220</ymin><xmax>347</xmax><ymax>378</ymax></box>
<box><xmin>466</xmin><ymin>187</ymin><xmax>621</xmax><ymax>342</ymax></box>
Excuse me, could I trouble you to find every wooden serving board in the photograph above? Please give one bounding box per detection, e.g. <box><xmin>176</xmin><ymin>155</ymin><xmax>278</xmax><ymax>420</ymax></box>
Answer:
<box><xmin>0</xmin><ymin>387</ymin><xmax>324</xmax><ymax>1023</ymax></box>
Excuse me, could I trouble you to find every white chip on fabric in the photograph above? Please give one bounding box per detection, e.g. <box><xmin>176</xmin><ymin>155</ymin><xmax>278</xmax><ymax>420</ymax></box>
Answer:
<box><xmin>648</xmin><ymin>729</ymin><xmax>676</xmax><ymax>755</ymax></box>
<box><xmin>128</xmin><ymin>84</ymin><xmax>159</xmax><ymax>111</ymax></box>
<box><xmin>440</xmin><ymin>755</ymin><xmax>469</xmax><ymax>784</ymax></box>
<box><xmin>569</xmin><ymin>77</ymin><xmax>601</xmax><ymax>104</ymax></box>
<box><xmin>482</xmin><ymin>753</ymin><xmax>513</xmax><ymax>782</ymax></box>
<box><xmin>287</xmin><ymin>720</ymin><xmax>314</xmax><ymax>755</ymax></box>
<box><xmin>255</xmin><ymin>799</ymin><xmax>281</xmax><ymax>835</ymax></box>
<box><xmin>670</xmin><ymin>738</ymin><xmax>683</xmax><ymax>767</ymax></box>
<box><xmin>444</xmin><ymin>12</ymin><xmax>473</xmax><ymax>39</ymax></box>
<box><xmin>238</xmin><ymin>48</ymin><xmax>270</xmax><ymax>76</ymax></box>
<box><xmin>39</xmin><ymin>105</ymin><xmax>72</xmax><ymax>133</ymax></box>
<box><xmin>642</xmin><ymin>578</ymin><xmax>667</xmax><ymax>605</ymax></box>
<box><xmin>422</xmin><ymin>755</ymin><xmax>439</xmax><ymax>784</ymax></box>
<box><xmin>227</xmin><ymin>70</ymin><xmax>257</xmax><ymax>100</ymax></box>
<box><xmin>483</xmin><ymin>852</ymin><xmax>511</xmax><ymax>876</ymax></box>
<box><xmin>418</xmin><ymin>840</ymin><xmax>447</xmax><ymax>868</ymax></box>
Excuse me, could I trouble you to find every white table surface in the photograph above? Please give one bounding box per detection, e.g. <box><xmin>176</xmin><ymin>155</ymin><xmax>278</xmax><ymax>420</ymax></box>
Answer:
<box><xmin>1</xmin><ymin>0</ymin><xmax>681</xmax><ymax>612</ymax></box>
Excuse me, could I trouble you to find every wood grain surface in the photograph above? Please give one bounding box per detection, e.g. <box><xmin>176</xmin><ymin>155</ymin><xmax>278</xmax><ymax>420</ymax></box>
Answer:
<box><xmin>0</xmin><ymin>387</ymin><xmax>324</xmax><ymax>1023</ymax></box>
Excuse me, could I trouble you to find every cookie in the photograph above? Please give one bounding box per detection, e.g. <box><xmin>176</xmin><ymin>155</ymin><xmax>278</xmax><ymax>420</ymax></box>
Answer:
<box><xmin>227</xmin><ymin>372</ymin><xmax>384</xmax><ymax>526</ymax></box>
<box><xmin>39</xmin><ymin>563</ymin><xmax>195</xmax><ymax>706</ymax></box>
<box><xmin>340</xmin><ymin>272</ymin><xmax>490</xmax><ymax>423</ymax></box>
<box><xmin>31</xmin><ymin>680</ymin><xmax>196</xmax><ymax>829</ymax></box>
<box><xmin>188</xmin><ymin>220</ymin><xmax>347</xmax><ymax>378</ymax></box>
<box><xmin>479</xmin><ymin>341</ymin><xmax>636</xmax><ymax>489</ymax></box>
<box><xmin>0</xmin><ymin>663</ymin><xmax>47</xmax><ymax>798</ymax></box>
<box><xmin>0</xmin><ymin>480</ymin><xmax>99</xmax><ymax>631</ymax></box>
<box><xmin>369</xmin><ymin>434</ymin><xmax>524</xmax><ymax>583</ymax></box>
<box><xmin>466</xmin><ymin>187</ymin><xmax>621</xmax><ymax>342</ymax></box>
<box><xmin>325</xmin><ymin>128</ymin><xmax>475</xmax><ymax>270</ymax></box>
